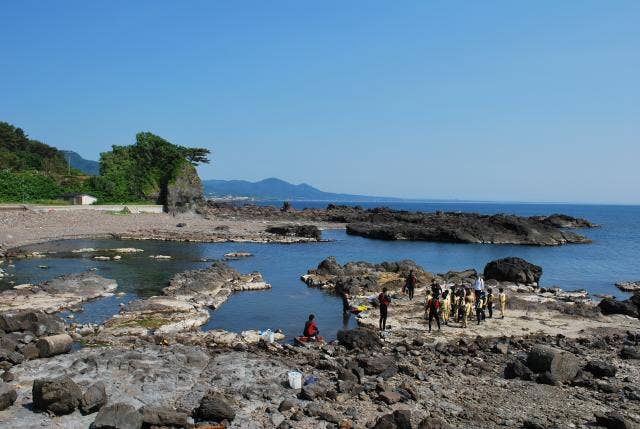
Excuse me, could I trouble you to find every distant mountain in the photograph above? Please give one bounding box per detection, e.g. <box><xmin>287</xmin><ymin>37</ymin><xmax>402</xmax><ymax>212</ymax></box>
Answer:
<box><xmin>202</xmin><ymin>178</ymin><xmax>405</xmax><ymax>202</ymax></box>
<box><xmin>61</xmin><ymin>150</ymin><xmax>100</xmax><ymax>176</ymax></box>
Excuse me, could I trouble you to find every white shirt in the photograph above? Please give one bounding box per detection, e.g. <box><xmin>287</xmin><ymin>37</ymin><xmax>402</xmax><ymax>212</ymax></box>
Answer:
<box><xmin>474</xmin><ymin>278</ymin><xmax>485</xmax><ymax>291</ymax></box>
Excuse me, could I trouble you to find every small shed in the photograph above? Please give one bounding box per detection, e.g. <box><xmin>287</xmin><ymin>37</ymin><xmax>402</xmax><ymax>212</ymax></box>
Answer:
<box><xmin>60</xmin><ymin>193</ymin><xmax>98</xmax><ymax>205</ymax></box>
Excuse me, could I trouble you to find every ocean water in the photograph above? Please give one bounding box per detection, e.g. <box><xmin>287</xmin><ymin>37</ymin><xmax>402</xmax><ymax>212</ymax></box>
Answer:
<box><xmin>1</xmin><ymin>202</ymin><xmax>638</xmax><ymax>340</ymax></box>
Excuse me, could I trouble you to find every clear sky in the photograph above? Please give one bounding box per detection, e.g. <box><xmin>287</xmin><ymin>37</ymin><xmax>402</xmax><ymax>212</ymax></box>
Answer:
<box><xmin>1</xmin><ymin>1</ymin><xmax>639</xmax><ymax>204</ymax></box>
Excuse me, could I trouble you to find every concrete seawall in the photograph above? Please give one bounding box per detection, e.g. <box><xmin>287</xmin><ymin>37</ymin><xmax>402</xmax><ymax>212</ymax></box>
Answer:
<box><xmin>0</xmin><ymin>204</ymin><xmax>164</xmax><ymax>214</ymax></box>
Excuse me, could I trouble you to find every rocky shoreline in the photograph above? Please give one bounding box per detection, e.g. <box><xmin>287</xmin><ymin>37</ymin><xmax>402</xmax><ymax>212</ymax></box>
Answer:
<box><xmin>0</xmin><ymin>209</ymin><xmax>334</xmax><ymax>259</ymax></box>
<box><xmin>0</xmin><ymin>253</ymin><xmax>639</xmax><ymax>428</ymax></box>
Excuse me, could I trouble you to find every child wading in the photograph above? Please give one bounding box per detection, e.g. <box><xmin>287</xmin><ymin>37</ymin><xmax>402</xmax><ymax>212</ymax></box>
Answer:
<box><xmin>378</xmin><ymin>287</ymin><xmax>391</xmax><ymax>331</ymax></box>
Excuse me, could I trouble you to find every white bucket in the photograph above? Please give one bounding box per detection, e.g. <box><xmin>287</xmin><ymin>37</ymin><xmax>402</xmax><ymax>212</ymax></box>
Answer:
<box><xmin>288</xmin><ymin>371</ymin><xmax>302</xmax><ymax>389</ymax></box>
<box><xmin>261</xmin><ymin>329</ymin><xmax>275</xmax><ymax>343</ymax></box>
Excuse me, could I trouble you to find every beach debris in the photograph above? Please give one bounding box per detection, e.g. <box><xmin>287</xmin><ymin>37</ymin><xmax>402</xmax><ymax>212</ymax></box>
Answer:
<box><xmin>36</xmin><ymin>334</ymin><xmax>74</xmax><ymax>358</ymax></box>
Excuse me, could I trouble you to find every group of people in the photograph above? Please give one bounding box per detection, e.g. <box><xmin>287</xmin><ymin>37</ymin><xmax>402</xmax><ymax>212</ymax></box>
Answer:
<box><xmin>380</xmin><ymin>272</ymin><xmax>508</xmax><ymax>333</ymax></box>
<box><xmin>302</xmin><ymin>272</ymin><xmax>508</xmax><ymax>340</ymax></box>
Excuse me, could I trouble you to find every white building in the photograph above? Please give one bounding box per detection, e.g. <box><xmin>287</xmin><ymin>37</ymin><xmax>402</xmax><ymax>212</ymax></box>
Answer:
<box><xmin>61</xmin><ymin>193</ymin><xmax>98</xmax><ymax>205</ymax></box>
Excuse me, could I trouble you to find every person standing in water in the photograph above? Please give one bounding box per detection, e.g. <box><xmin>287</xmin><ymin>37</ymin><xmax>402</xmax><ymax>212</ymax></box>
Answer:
<box><xmin>404</xmin><ymin>270</ymin><xmax>417</xmax><ymax>300</ymax></box>
<box><xmin>378</xmin><ymin>287</ymin><xmax>391</xmax><ymax>331</ymax></box>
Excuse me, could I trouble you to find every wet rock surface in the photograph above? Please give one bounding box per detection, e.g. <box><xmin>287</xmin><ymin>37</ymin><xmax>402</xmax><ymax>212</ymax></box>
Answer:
<box><xmin>0</xmin><ymin>271</ymin><xmax>117</xmax><ymax>312</ymax></box>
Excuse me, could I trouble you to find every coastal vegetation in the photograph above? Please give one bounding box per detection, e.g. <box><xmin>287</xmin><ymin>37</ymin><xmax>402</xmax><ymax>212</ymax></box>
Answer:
<box><xmin>0</xmin><ymin>121</ymin><xmax>210</xmax><ymax>205</ymax></box>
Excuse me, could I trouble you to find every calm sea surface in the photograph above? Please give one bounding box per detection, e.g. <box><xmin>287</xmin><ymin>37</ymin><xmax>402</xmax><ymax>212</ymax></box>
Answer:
<box><xmin>2</xmin><ymin>202</ymin><xmax>639</xmax><ymax>340</ymax></box>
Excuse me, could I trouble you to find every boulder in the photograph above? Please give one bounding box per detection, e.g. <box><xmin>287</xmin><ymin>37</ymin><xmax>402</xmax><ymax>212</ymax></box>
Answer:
<box><xmin>0</xmin><ymin>383</ymin><xmax>17</xmax><ymax>411</ymax></box>
<box><xmin>359</xmin><ymin>355</ymin><xmax>397</xmax><ymax>378</ymax></box>
<box><xmin>337</xmin><ymin>328</ymin><xmax>382</xmax><ymax>351</ymax></box>
<box><xmin>484</xmin><ymin>257</ymin><xmax>542</xmax><ymax>285</ymax></box>
<box><xmin>305</xmin><ymin>403</ymin><xmax>341</xmax><ymax>424</ymax></box>
<box><xmin>278</xmin><ymin>398</ymin><xmax>297</xmax><ymax>412</ymax></box>
<box><xmin>92</xmin><ymin>403</ymin><xmax>143</xmax><ymax>429</ymax></box>
<box><xmin>585</xmin><ymin>360</ymin><xmax>617</xmax><ymax>378</ymax></box>
<box><xmin>620</xmin><ymin>346</ymin><xmax>640</xmax><ymax>360</ymax></box>
<box><xmin>196</xmin><ymin>390</ymin><xmax>236</xmax><ymax>422</ymax></box>
<box><xmin>504</xmin><ymin>359</ymin><xmax>533</xmax><ymax>380</ymax></box>
<box><xmin>142</xmin><ymin>406</ymin><xmax>192</xmax><ymax>428</ymax></box>
<box><xmin>0</xmin><ymin>311</ymin><xmax>65</xmax><ymax>335</ymax></box>
<box><xmin>80</xmin><ymin>381</ymin><xmax>108</xmax><ymax>414</ymax></box>
<box><xmin>373</xmin><ymin>410</ymin><xmax>412</xmax><ymax>429</ymax></box>
<box><xmin>594</xmin><ymin>411</ymin><xmax>636</xmax><ymax>429</ymax></box>
<box><xmin>378</xmin><ymin>391</ymin><xmax>402</xmax><ymax>405</ymax></box>
<box><xmin>526</xmin><ymin>346</ymin><xmax>580</xmax><ymax>383</ymax></box>
<box><xmin>32</xmin><ymin>376</ymin><xmax>82</xmax><ymax>415</ymax></box>
<box><xmin>598</xmin><ymin>298</ymin><xmax>638</xmax><ymax>317</ymax></box>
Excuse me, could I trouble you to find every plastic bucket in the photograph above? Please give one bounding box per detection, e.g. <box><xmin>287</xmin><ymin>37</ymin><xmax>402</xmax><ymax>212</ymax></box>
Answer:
<box><xmin>288</xmin><ymin>371</ymin><xmax>302</xmax><ymax>389</ymax></box>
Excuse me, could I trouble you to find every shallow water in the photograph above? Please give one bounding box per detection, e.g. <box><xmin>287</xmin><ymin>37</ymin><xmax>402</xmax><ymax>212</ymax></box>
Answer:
<box><xmin>1</xmin><ymin>202</ymin><xmax>639</xmax><ymax>340</ymax></box>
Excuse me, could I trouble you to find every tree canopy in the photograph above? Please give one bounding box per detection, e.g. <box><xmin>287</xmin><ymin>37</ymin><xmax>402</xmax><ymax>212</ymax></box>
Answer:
<box><xmin>0</xmin><ymin>121</ymin><xmax>211</xmax><ymax>204</ymax></box>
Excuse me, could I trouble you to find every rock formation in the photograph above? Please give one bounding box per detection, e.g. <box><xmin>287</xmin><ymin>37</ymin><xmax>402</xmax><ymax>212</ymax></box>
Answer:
<box><xmin>483</xmin><ymin>257</ymin><xmax>543</xmax><ymax>285</ymax></box>
<box><xmin>164</xmin><ymin>162</ymin><xmax>204</xmax><ymax>213</ymax></box>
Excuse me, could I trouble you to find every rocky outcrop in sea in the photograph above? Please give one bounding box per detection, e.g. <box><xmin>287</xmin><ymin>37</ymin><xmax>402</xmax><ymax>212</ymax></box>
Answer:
<box><xmin>202</xmin><ymin>203</ymin><xmax>595</xmax><ymax>246</ymax></box>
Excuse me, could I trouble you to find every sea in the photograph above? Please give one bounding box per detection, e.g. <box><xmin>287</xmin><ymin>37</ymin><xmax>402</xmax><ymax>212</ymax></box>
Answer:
<box><xmin>1</xmin><ymin>201</ymin><xmax>639</xmax><ymax>340</ymax></box>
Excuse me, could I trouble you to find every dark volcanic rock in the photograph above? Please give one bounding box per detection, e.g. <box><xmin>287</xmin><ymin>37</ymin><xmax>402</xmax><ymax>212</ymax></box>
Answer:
<box><xmin>266</xmin><ymin>224</ymin><xmax>321</xmax><ymax>240</ymax></box>
<box><xmin>0</xmin><ymin>383</ymin><xmax>17</xmax><ymax>411</ymax></box>
<box><xmin>344</xmin><ymin>210</ymin><xmax>590</xmax><ymax>246</ymax></box>
<box><xmin>504</xmin><ymin>359</ymin><xmax>533</xmax><ymax>380</ymax></box>
<box><xmin>196</xmin><ymin>390</ymin><xmax>236</xmax><ymax>422</ymax></box>
<box><xmin>526</xmin><ymin>346</ymin><xmax>580</xmax><ymax>383</ymax></box>
<box><xmin>165</xmin><ymin>162</ymin><xmax>204</xmax><ymax>213</ymax></box>
<box><xmin>585</xmin><ymin>360</ymin><xmax>617</xmax><ymax>378</ymax></box>
<box><xmin>92</xmin><ymin>403</ymin><xmax>143</xmax><ymax>429</ymax></box>
<box><xmin>594</xmin><ymin>411</ymin><xmax>636</xmax><ymax>429</ymax></box>
<box><xmin>0</xmin><ymin>311</ymin><xmax>65</xmax><ymax>336</ymax></box>
<box><xmin>484</xmin><ymin>257</ymin><xmax>542</xmax><ymax>285</ymax></box>
<box><xmin>304</xmin><ymin>258</ymin><xmax>433</xmax><ymax>294</ymax></box>
<box><xmin>620</xmin><ymin>346</ymin><xmax>640</xmax><ymax>360</ymax></box>
<box><xmin>531</xmin><ymin>214</ymin><xmax>597</xmax><ymax>228</ymax></box>
<box><xmin>373</xmin><ymin>409</ymin><xmax>412</xmax><ymax>429</ymax></box>
<box><xmin>80</xmin><ymin>381</ymin><xmax>107</xmax><ymax>414</ymax></box>
<box><xmin>337</xmin><ymin>328</ymin><xmax>382</xmax><ymax>351</ymax></box>
<box><xmin>32</xmin><ymin>376</ymin><xmax>82</xmax><ymax>415</ymax></box>
<box><xmin>598</xmin><ymin>298</ymin><xmax>639</xmax><ymax>317</ymax></box>
<box><xmin>203</xmin><ymin>203</ymin><xmax>591</xmax><ymax>245</ymax></box>
<box><xmin>359</xmin><ymin>355</ymin><xmax>397</xmax><ymax>377</ymax></box>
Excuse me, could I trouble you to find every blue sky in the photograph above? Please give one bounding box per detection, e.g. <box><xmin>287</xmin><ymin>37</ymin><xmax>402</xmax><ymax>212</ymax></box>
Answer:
<box><xmin>1</xmin><ymin>1</ymin><xmax>639</xmax><ymax>203</ymax></box>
